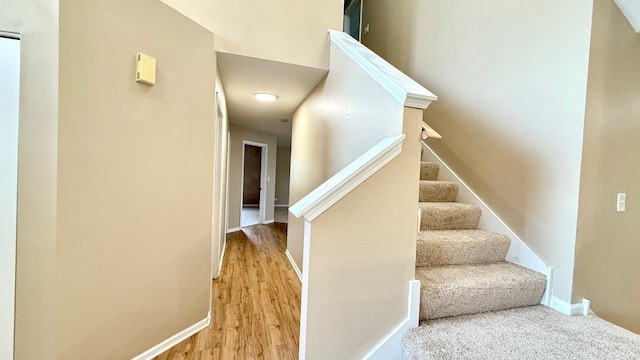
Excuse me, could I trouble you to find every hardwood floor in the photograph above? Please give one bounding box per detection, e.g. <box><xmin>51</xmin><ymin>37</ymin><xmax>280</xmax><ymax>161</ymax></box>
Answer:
<box><xmin>155</xmin><ymin>223</ymin><xmax>301</xmax><ymax>360</ymax></box>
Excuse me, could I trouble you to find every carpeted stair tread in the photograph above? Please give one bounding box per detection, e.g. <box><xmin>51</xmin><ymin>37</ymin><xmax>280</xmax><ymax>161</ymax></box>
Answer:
<box><xmin>420</xmin><ymin>162</ymin><xmax>439</xmax><ymax>181</ymax></box>
<box><xmin>419</xmin><ymin>202</ymin><xmax>481</xmax><ymax>230</ymax></box>
<box><xmin>419</xmin><ymin>181</ymin><xmax>458</xmax><ymax>202</ymax></box>
<box><xmin>416</xmin><ymin>262</ymin><xmax>546</xmax><ymax>320</ymax></box>
<box><xmin>403</xmin><ymin>305</ymin><xmax>640</xmax><ymax>360</ymax></box>
<box><xmin>416</xmin><ymin>230</ymin><xmax>510</xmax><ymax>267</ymax></box>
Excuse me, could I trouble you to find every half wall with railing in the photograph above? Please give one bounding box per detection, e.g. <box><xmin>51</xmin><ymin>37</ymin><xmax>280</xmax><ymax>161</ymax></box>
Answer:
<box><xmin>288</xmin><ymin>30</ymin><xmax>437</xmax><ymax>359</ymax></box>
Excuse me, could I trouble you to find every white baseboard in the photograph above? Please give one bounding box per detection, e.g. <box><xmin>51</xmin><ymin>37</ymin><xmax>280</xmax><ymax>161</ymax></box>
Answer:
<box><xmin>541</xmin><ymin>267</ymin><xmax>554</xmax><ymax>307</ymax></box>
<box><xmin>549</xmin><ymin>296</ymin><xmax>585</xmax><ymax>316</ymax></box>
<box><xmin>226</xmin><ymin>227</ymin><xmax>240</xmax><ymax>233</ymax></box>
<box><xmin>131</xmin><ymin>313</ymin><xmax>210</xmax><ymax>360</ymax></box>
<box><xmin>285</xmin><ymin>249</ymin><xmax>303</xmax><ymax>282</ymax></box>
<box><xmin>364</xmin><ymin>280</ymin><xmax>420</xmax><ymax>360</ymax></box>
<box><xmin>263</xmin><ymin>219</ymin><xmax>275</xmax><ymax>224</ymax></box>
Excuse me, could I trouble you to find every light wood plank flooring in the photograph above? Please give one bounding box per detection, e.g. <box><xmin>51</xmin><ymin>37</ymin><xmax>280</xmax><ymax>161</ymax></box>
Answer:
<box><xmin>155</xmin><ymin>223</ymin><xmax>301</xmax><ymax>360</ymax></box>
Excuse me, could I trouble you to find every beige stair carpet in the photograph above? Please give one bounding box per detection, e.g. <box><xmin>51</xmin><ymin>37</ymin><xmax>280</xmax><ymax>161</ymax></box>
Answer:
<box><xmin>420</xmin><ymin>162</ymin><xmax>439</xmax><ymax>181</ymax></box>
<box><xmin>419</xmin><ymin>180</ymin><xmax>458</xmax><ymax>202</ymax></box>
<box><xmin>404</xmin><ymin>305</ymin><xmax>640</xmax><ymax>360</ymax></box>
<box><xmin>415</xmin><ymin>162</ymin><xmax>546</xmax><ymax>319</ymax></box>
<box><xmin>416</xmin><ymin>262</ymin><xmax>546</xmax><ymax>320</ymax></box>
<box><xmin>416</xmin><ymin>229</ymin><xmax>510</xmax><ymax>267</ymax></box>
<box><xmin>419</xmin><ymin>202</ymin><xmax>482</xmax><ymax>230</ymax></box>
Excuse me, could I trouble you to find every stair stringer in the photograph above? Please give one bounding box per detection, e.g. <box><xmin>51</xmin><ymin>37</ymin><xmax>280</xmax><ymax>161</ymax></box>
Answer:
<box><xmin>421</xmin><ymin>143</ymin><xmax>550</xmax><ymax>306</ymax></box>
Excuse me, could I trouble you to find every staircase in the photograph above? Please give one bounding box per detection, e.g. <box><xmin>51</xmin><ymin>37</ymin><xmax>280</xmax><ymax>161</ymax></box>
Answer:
<box><xmin>414</xmin><ymin>161</ymin><xmax>547</xmax><ymax>321</ymax></box>
<box><xmin>404</xmin><ymin>165</ymin><xmax>640</xmax><ymax>360</ymax></box>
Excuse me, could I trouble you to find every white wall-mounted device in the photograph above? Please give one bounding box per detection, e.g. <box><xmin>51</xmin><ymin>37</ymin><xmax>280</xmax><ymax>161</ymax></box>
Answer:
<box><xmin>135</xmin><ymin>53</ymin><xmax>156</xmax><ymax>86</ymax></box>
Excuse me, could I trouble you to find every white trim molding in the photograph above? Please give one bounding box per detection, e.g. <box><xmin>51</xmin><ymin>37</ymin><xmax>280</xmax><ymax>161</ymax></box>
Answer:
<box><xmin>285</xmin><ymin>250</ymin><xmax>303</xmax><ymax>282</ymax></box>
<box><xmin>263</xmin><ymin>219</ymin><xmax>275</xmax><ymax>225</ymax></box>
<box><xmin>290</xmin><ymin>135</ymin><xmax>405</xmax><ymax>222</ymax></box>
<box><xmin>364</xmin><ymin>280</ymin><xmax>420</xmax><ymax>360</ymax></box>
<box><xmin>0</xmin><ymin>30</ymin><xmax>20</xmax><ymax>39</ymax></box>
<box><xmin>226</xmin><ymin>227</ymin><xmax>240</xmax><ymax>234</ymax></box>
<box><xmin>298</xmin><ymin>221</ymin><xmax>312</xmax><ymax>360</ymax></box>
<box><xmin>213</xmin><ymin>239</ymin><xmax>227</xmax><ymax>280</ymax></box>
<box><xmin>542</xmin><ymin>267</ymin><xmax>555</xmax><ymax>307</ymax></box>
<box><xmin>329</xmin><ymin>30</ymin><xmax>437</xmax><ymax>109</ymax></box>
<box><xmin>615</xmin><ymin>0</ymin><xmax>640</xmax><ymax>33</ymax></box>
<box><xmin>131</xmin><ymin>313</ymin><xmax>210</xmax><ymax>360</ymax></box>
<box><xmin>550</xmin><ymin>297</ymin><xmax>586</xmax><ymax>316</ymax></box>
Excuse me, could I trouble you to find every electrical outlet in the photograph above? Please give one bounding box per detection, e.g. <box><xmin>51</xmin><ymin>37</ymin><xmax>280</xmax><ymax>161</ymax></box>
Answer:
<box><xmin>617</xmin><ymin>193</ymin><xmax>626</xmax><ymax>212</ymax></box>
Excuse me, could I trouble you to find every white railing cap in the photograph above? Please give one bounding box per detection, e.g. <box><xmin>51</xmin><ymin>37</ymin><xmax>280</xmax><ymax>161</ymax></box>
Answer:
<box><xmin>329</xmin><ymin>30</ymin><xmax>437</xmax><ymax>109</ymax></box>
<box><xmin>289</xmin><ymin>134</ymin><xmax>405</xmax><ymax>222</ymax></box>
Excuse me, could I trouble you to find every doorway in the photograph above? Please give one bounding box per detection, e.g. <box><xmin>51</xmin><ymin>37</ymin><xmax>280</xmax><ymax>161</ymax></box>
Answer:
<box><xmin>344</xmin><ymin>0</ymin><xmax>362</xmax><ymax>41</ymax></box>
<box><xmin>240</xmin><ymin>141</ymin><xmax>267</xmax><ymax>227</ymax></box>
<box><xmin>0</xmin><ymin>34</ymin><xmax>20</xmax><ymax>359</ymax></box>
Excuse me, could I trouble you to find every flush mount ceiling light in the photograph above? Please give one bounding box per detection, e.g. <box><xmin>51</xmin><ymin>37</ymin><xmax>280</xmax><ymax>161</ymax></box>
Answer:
<box><xmin>254</xmin><ymin>93</ymin><xmax>278</xmax><ymax>102</ymax></box>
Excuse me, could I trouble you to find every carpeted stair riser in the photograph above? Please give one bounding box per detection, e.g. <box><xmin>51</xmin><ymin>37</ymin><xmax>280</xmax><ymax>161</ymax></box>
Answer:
<box><xmin>415</xmin><ymin>230</ymin><xmax>511</xmax><ymax>267</ymax></box>
<box><xmin>419</xmin><ymin>202</ymin><xmax>482</xmax><ymax>230</ymax></box>
<box><xmin>416</xmin><ymin>262</ymin><xmax>546</xmax><ymax>320</ymax></box>
<box><xmin>420</xmin><ymin>162</ymin><xmax>439</xmax><ymax>181</ymax></box>
<box><xmin>419</xmin><ymin>181</ymin><xmax>458</xmax><ymax>202</ymax></box>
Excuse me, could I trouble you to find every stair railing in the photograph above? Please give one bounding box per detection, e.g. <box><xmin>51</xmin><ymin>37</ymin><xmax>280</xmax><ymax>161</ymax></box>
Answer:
<box><xmin>289</xmin><ymin>30</ymin><xmax>438</xmax><ymax>359</ymax></box>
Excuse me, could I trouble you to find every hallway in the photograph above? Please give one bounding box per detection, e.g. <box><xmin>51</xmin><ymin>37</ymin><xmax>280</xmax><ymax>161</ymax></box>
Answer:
<box><xmin>156</xmin><ymin>223</ymin><xmax>301</xmax><ymax>359</ymax></box>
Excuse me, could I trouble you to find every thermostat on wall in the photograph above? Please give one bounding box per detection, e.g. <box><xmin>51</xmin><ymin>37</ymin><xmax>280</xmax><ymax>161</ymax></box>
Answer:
<box><xmin>135</xmin><ymin>53</ymin><xmax>156</xmax><ymax>86</ymax></box>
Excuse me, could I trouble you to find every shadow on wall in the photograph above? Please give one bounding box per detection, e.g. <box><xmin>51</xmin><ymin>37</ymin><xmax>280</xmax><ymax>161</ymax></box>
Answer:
<box><xmin>424</xmin><ymin>100</ymin><xmax>538</xmax><ymax>242</ymax></box>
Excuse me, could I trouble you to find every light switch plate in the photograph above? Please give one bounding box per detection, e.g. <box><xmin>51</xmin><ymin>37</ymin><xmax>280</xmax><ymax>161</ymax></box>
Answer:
<box><xmin>136</xmin><ymin>53</ymin><xmax>156</xmax><ymax>86</ymax></box>
<box><xmin>617</xmin><ymin>193</ymin><xmax>626</xmax><ymax>212</ymax></box>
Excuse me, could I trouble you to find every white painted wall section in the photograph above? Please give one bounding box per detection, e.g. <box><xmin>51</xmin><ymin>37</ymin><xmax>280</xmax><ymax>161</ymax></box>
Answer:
<box><xmin>615</xmin><ymin>0</ymin><xmax>640</xmax><ymax>33</ymax></box>
<box><xmin>0</xmin><ymin>35</ymin><xmax>21</xmax><ymax>359</ymax></box>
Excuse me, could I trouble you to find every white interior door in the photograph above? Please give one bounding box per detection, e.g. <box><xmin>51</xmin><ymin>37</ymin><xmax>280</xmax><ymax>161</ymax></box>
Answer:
<box><xmin>0</xmin><ymin>35</ymin><xmax>20</xmax><ymax>359</ymax></box>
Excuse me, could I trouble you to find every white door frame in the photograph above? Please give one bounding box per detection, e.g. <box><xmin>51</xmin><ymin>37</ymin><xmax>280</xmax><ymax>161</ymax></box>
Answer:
<box><xmin>211</xmin><ymin>94</ymin><xmax>230</xmax><ymax>280</ymax></box>
<box><xmin>240</xmin><ymin>141</ymin><xmax>268</xmax><ymax>226</ymax></box>
<box><xmin>0</xmin><ymin>33</ymin><xmax>21</xmax><ymax>360</ymax></box>
<box><xmin>225</xmin><ymin>131</ymin><xmax>231</xmax><ymax>233</ymax></box>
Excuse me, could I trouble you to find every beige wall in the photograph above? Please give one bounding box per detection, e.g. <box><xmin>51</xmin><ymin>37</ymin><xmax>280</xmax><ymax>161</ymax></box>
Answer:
<box><xmin>573</xmin><ymin>0</ymin><xmax>640</xmax><ymax>334</ymax></box>
<box><xmin>56</xmin><ymin>1</ymin><xmax>216</xmax><ymax>359</ymax></box>
<box><xmin>288</xmin><ymin>42</ymin><xmax>406</xmax><ymax>272</ymax></box>
<box><xmin>363</xmin><ymin>0</ymin><xmax>594</xmax><ymax>302</ymax></box>
<box><xmin>159</xmin><ymin>0</ymin><xmax>343</xmax><ymax>69</ymax></box>
<box><xmin>302</xmin><ymin>108</ymin><xmax>422</xmax><ymax>359</ymax></box>
<box><xmin>228</xmin><ymin>125</ymin><xmax>277</xmax><ymax>229</ymax></box>
<box><xmin>275</xmin><ymin>146</ymin><xmax>291</xmax><ymax>206</ymax></box>
<box><xmin>0</xmin><ymin>1</ymin><xmax>59</xmax><ymax>358</ymax></box>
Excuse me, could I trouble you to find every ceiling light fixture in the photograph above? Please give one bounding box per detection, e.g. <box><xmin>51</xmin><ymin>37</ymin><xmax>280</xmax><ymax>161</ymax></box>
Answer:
<box><xmin>254</xmin><ymin>93</ymin><xmax>278</xmax><ymax>102</ymax></box>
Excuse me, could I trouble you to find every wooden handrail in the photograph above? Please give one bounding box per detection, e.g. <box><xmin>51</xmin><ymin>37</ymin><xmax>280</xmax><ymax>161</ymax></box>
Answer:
<box><xmin>422</xmin><ymin>121</ymin><xmax>442</xmax><ymax>140</ymax></box>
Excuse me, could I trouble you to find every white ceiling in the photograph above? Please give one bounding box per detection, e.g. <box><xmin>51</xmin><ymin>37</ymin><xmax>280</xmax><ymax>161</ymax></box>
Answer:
<box><xmin>217</xmin><ymin>52</ymin><xmax>328</xmax><ymax>147</ymax></box>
